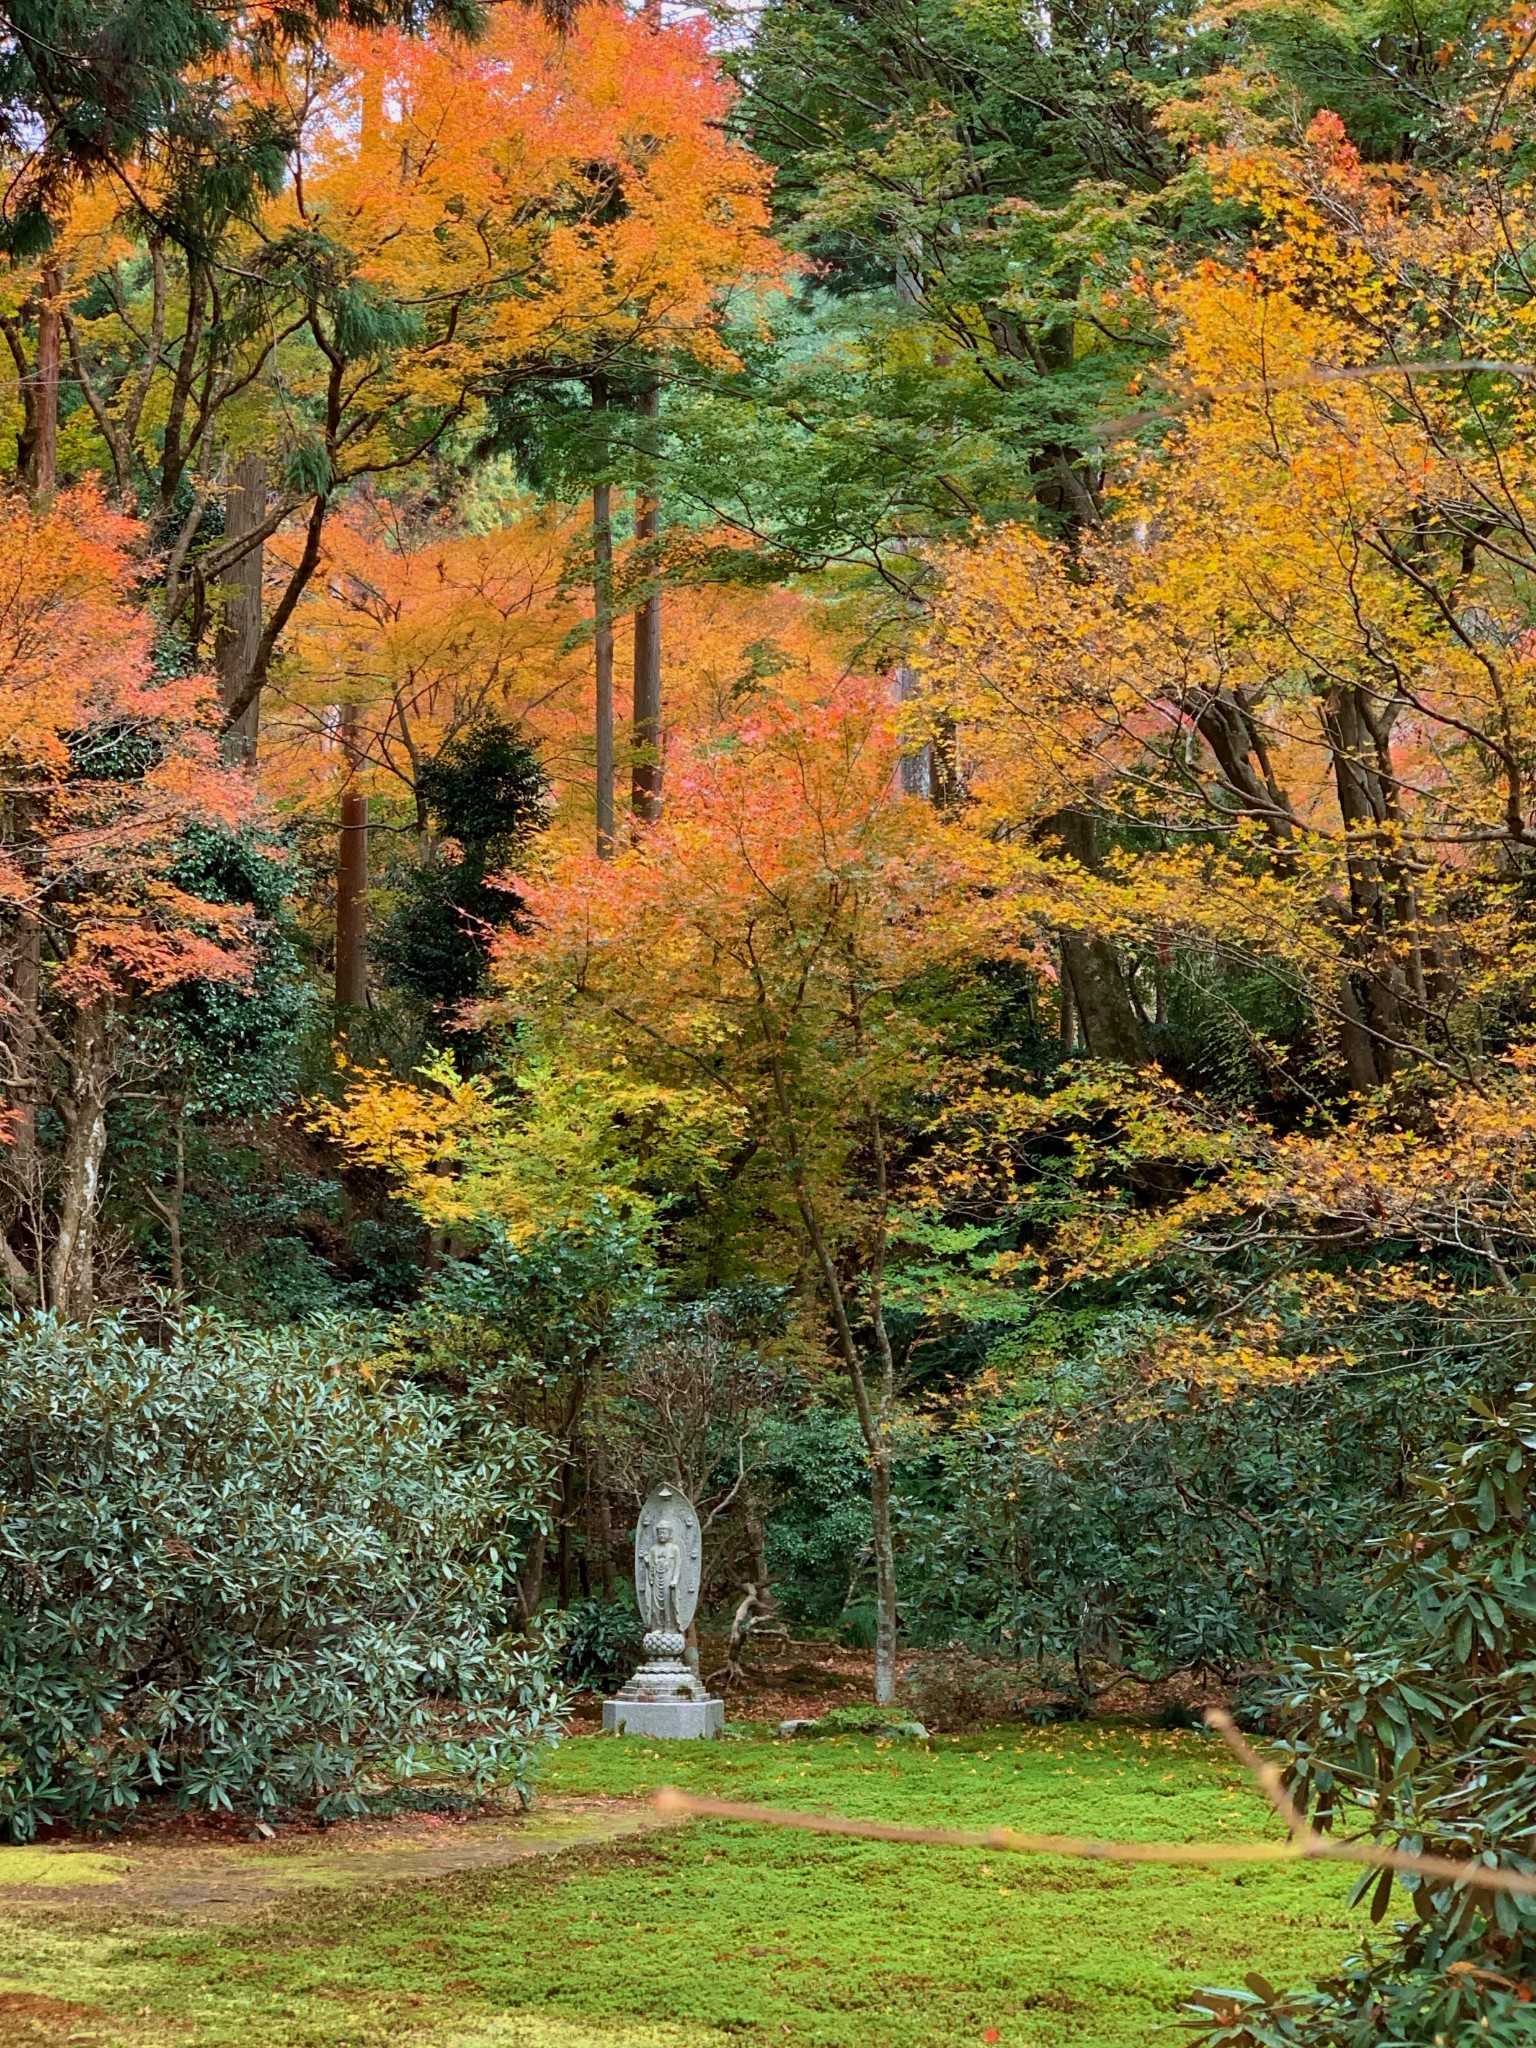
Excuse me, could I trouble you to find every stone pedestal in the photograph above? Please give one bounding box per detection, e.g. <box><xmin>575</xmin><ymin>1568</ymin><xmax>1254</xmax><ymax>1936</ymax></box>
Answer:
<box><xmin>602</xmin><ymin>1628</ymin><xmax>725</xmax><ymax>1740</ymax></box>
<box><xmin>602</xmin><ymin>1696</ymin><xmax>725</xmax><ymax>1738</ymax></box>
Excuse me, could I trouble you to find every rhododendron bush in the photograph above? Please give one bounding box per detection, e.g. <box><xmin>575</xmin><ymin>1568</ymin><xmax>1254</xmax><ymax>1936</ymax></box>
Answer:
<box><xmin>0</xmin><ymin>1311</ymin><xmax>563</xmax><ymax>1840</ymax></box>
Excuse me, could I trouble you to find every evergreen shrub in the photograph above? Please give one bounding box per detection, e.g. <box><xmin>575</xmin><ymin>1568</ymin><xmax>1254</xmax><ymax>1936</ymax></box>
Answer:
<box><xmin>901</xmin><ymin>1356</ymin><xmax>1486</xmax><ymax>1691</ymax></box>
<box><xmin>558</xmin><ymin>1594</ymin><xmax>644</xmax><ymax>1693</ymax></box>
<box><xmin>1191</xmin><ymin>1387</ymin><xmax>1536</xmax><ymax>2045</ymax></box>
<box><xmin>0</xmin><ymin>1313</ymin><xmax>565</xmax><ymax>1839</ymax></box>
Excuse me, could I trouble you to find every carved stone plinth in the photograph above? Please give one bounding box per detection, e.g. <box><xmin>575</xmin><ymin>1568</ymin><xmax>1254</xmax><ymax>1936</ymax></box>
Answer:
<box><xmin>603</xmin><ymin>1628</ymin><xmax>724</xmax><ymax>1738</ymax></box>
<box><xmin>613</xmin><ymin>1628</ymin><xmax>707</xmax><ymax>1698</ymax></box>
<box><xmin>602</xmin><ymin>1696</ymin><xmax>724</xmax><ymax>1738</ymax></box>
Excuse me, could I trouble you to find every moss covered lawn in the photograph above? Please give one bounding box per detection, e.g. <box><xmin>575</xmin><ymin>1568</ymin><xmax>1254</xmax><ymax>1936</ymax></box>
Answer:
<box><xmin>0</xmin><ymin>1723</ymin><xmax>1360</xmax><ymax>2048</ymax></box>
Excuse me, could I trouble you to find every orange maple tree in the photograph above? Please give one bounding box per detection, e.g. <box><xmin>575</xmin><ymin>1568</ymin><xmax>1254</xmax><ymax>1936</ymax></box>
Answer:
<box><xmin>887</xmin><ymin>76</ymin><xmax>1536</xmax><ymax>1399</ymax></box>
<box><xmin>324</xmin><ymin>626</ymin><xmax>967</xmax><ymax>1700</ymax></box>
<box><xmin>0</xmin><ymin>486</ymin><xmax>257</xmax><ymax>1313</ymax></box>
<box><xmin>265</xmin><ymin>493</ymin><xmax>586</xmax><ymax>827</ymax></box>
<box><xmin>0</xmin><ymin>2</ymin><xmax>781</xmax><ymax>740</ymax></box>
<box><xmin>219</xmin><ymin>1</ymin><xmax>780</xmax><ymax>734</ymax></box>
<box><xmin>922</xmin><ymin>101</ymin><xmax>1536</xmax><ymax>1093</ymax></box>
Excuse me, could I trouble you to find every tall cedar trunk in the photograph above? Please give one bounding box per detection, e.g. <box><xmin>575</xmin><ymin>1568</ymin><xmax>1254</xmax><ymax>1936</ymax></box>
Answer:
<box><xmin>216</xmin><ymin>455</ymin><xmax>267</xmax><ymax>764</ymax></box>
<box><xmin>27</xmin><ymin>262</ymin><xmax>60</xmax><ymax>503</ymax></box>
<box><xmin>49</xmin><ymin>1004</ymin><xmax>111</xmax><ymax>1318</ymax></box>
<box><xmin>594</xmin><ymin>477</ymin><xmax>615</xmax><ymax>854</ymax></box>
<box><xmin>335</xmin><ymin>785</ymin><xmax>369</xmax><ymax>1023</ymax></box>
<box><xmin>631</xmin><ymin>375</ymin><xmax>663</xmax><ymax>823</ymax></box>
<box><xmin>591</xmin><ymin>374</ymin><xmax>616</xmax><ymax>855</ymax></box>
<box><xmin>1051</xmin><ymin>811</ymin><xmax>1147</xmax><ymax>1064</ymax></box>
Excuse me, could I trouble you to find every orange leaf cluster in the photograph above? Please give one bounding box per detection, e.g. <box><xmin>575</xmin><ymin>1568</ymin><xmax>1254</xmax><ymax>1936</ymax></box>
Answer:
<box><xmin>0</xmin><ymin>486</ymin><xmax>256</xmax><ymax>1001</ymax></box>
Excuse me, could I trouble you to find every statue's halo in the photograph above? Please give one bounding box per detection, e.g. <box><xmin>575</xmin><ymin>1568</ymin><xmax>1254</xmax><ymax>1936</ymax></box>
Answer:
<box><xmin>634</xmin><ymin>1484</ymin><xmax>703</xmax><ymax>1634</ymax></box>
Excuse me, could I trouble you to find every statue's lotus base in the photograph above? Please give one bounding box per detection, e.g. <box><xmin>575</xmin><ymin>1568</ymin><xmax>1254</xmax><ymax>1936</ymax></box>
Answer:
<box><xmin>602</xmin><ymin>1695</ymin><xmax>724</xmax><ymax>1739</ymax></box>
<box><xmin>603</xmin><ymin>1629</ymin><xmax>724</xmax><ymax>1737</ymax></box>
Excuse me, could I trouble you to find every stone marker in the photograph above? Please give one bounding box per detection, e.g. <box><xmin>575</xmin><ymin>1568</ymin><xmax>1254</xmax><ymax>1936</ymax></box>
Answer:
<box><xmin>603</xmin><ymin>1484</ymin><xmax>724</xmax><ymax>1738</ymax></box>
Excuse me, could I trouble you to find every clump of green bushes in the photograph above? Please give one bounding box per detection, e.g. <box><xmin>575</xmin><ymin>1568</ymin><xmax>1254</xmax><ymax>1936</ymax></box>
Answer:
<box><xmin>1190</xmin><ymin>1386</ymin><xmax>1536</xmax><ymax>2045</ymax></box>
<box><xmin>898</xmin><ymin>1345</ymin><xmax>1501</xmax><ymax>1693</ymax></box>
<box><xmin>0</xmin><ymin>1313</ymin><xmax>565</xmax><ymax>1839</ymax></box>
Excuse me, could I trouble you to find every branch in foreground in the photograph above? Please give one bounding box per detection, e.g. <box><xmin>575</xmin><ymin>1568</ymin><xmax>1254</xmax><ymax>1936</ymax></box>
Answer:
<box><xmin>650</xmin><ymin>1709</ymin><xmax>1536</xmax><ymax>1901</ymax></box>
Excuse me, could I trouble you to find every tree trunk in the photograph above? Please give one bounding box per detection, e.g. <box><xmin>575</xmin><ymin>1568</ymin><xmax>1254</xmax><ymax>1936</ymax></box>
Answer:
<box><xmin>743</xmin><ymin>1481</ymin><xmax>771</xmax><ymax>1597</ymax></box>
<box><xmin>1190</xmin><ymin>688</ymin><xmax>1295</xmax><ymax>843</ymax></box>
<box><xmin>516</xmin><ymin>1524</ymin><xmax>548</xmax><ymax>1626</ymax></box>
<box><xmin>1059</xmin><ymin>932</ymin><xmax>1147</xmax><ymax>1064</ymax></box>
<box><xmin>594</xmin><ymin>480</ymin><xmax>615</xmax><ymax>855</ymax></box>
<box><xmin>2</xmin><ymin>904</ymin><xmax>42</xmax><ymax>1302</ymax></box>
<box><xmin>49</xmin><ymin>1004</ymin><xmax>112</xmax><ymax>1318</ymax></box>
<box><xmin>589</xmin><ymin>1363</ymin><xmax>618</xmax><ymax>1600</ymax></box>
<box><xmin>1318</xmin><ymin>683</ymin><xmax>1405</xmax><ymax>1089</ymax></box>
<box><xmin>631</xmin><ymin>375</ymin><xmax>663</xmax><ymax>824</ymax></box>
<box><xmin>165</xmin><ymin>1131</ymin><xmax>184</xmax><ymax>1298</ymax></box>
<box><xmin>1050</xmin><ymin>811</ymin><xmax>1147</xmax><ymax>1065</ymax></box>
<box><xmin>769</xmin><ymin>1051</ymin><xmax>901</xmax><ymax>1707</ymax></box>
<box><xmin>595</xmin><ymin>1483</ymin><xmax>616</xmax><ymax>1600</ymax></box>
<box><xmin>869</xmin><ymin>1442</ymin><xmax>898</xmax><ymax>1705</ymax></box>
<box><xmin>216</xmin><ymin>455</ymin><xmax>267</xmax><ymax>765</ymax></box>
<box><xmin>892</xmin><ymin>665</ymin><xmax>932</xmax><ymax>798</ymax></box>
<box><xmin>591</xmin><ymin>375</ymin><xmax>616</xmax><ymax>856</ymax></box>
<box><xmin>582</xmin><ymin>1436</ymin><xmax>617</xmax><ymax>1603</ymax></box>
<box><xmin>335</xmin><ymin>784</ymin><xmax>369</xmax><ymax>1025</ymax></box>
<box><xmin>8</xmin><ymin>906</ymin><xmax>41</xmax><ymax>1178</ymax></box>
<box><xmin>707</xmin><ymin>1482</ymin><xmax>779</xmax><ymax>1693</ymax></box>
<box><xmin>557</xmin><ymin>1458</ymin><xmax>574</xmax><ymax>1607</ymax></box>
<box><xmin>146</xmin><ymin>1106</ymin><xmax>186</xmax><ymax>1299</ymax></box>
<box><xmin>1057</xmin><ymin>951</ymin><xmax>1076</xmax><ymax>1049</ymax></box>
<box><xmin>863</xmin><ymin>1103</ymin><xmax>902</xmax><ymax>1709</ymax></box>
<box><xmin>1337</xmin><ymin>976</ymin><xmax>1387</xmax><ymax>1095</ymax></box>
<box><xmin>28</xmin><ymin>262</ymin><xmax>60</xmax><ymax>504</ymax></box>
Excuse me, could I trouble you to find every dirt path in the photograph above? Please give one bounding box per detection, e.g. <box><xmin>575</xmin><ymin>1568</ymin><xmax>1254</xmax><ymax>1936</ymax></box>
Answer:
<box><xmin>0</xmin><ymin>1796</ymin><xmax>678</xmax><ymax>1920</ymax></box>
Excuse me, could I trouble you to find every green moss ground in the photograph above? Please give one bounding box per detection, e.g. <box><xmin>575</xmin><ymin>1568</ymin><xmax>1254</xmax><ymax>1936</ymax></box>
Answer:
<box><xmin>0</xmin><ymin>1724</ymin><xmax>1359</xmax><ymax>2048</ymax></box>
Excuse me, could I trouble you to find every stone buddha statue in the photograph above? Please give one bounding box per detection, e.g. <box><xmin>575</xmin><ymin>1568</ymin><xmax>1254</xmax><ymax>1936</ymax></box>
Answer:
<box><xmin>640</xmin><ymin>1519</ymin><xmax>683</xmax><ymax>1632</ymax></box>
<box><xmin>603</xmin><ymin>1484</ymin><xmax>723</xmax><ymax>1738</ymax></box>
